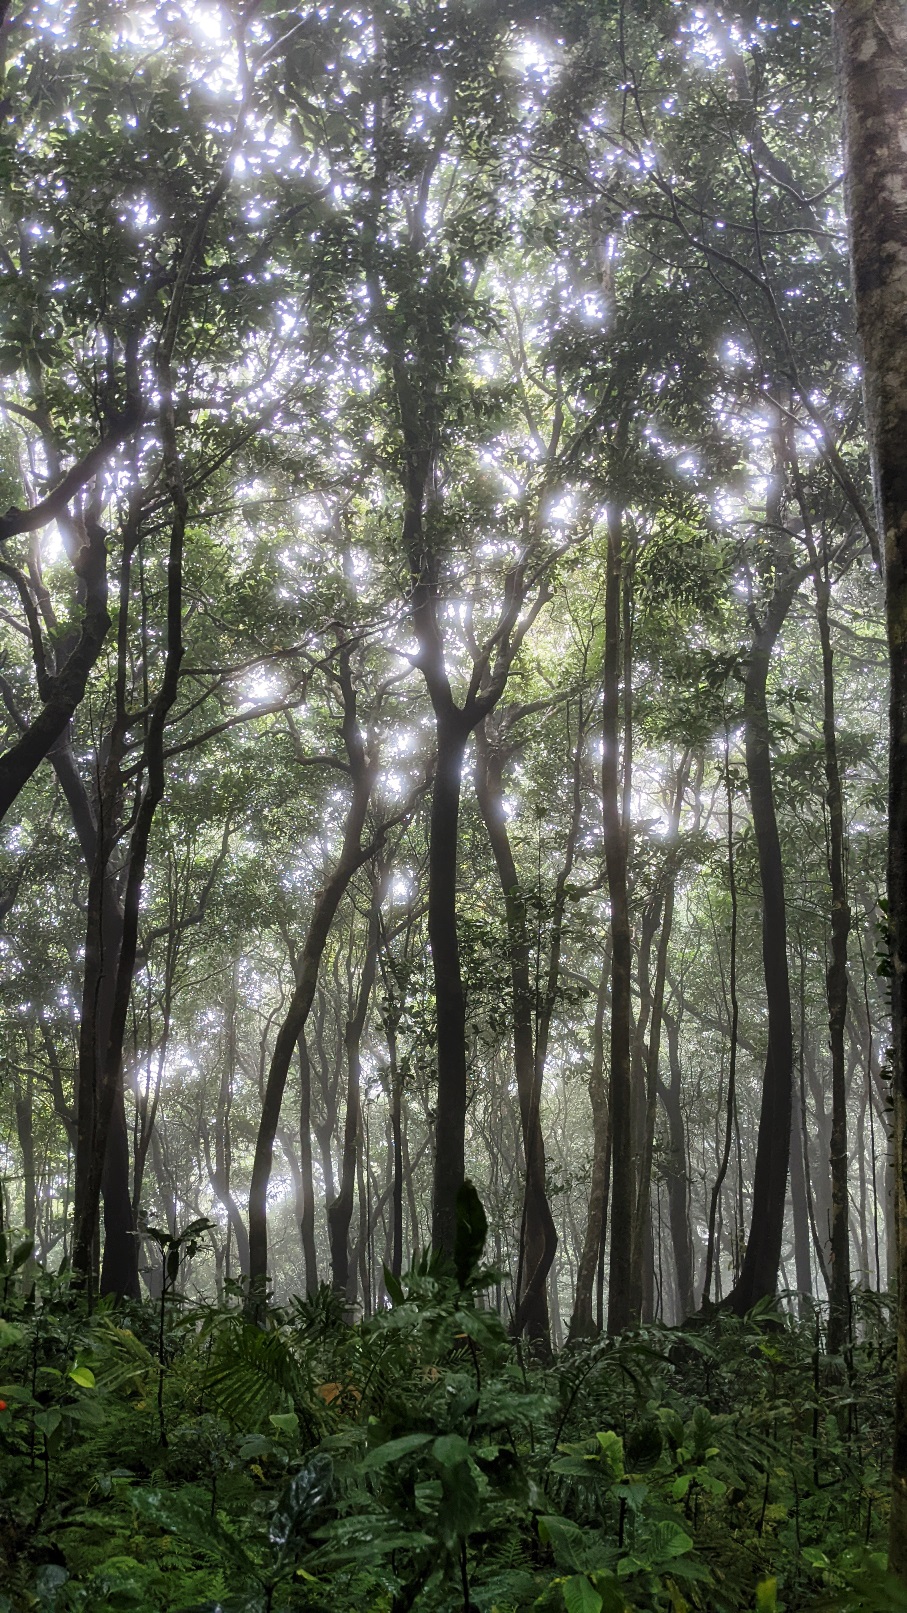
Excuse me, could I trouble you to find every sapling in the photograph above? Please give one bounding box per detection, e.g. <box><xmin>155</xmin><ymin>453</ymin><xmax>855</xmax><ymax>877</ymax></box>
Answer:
<box><xmin>142</xmin><ymin>1217</ymin><xmax>214</xmax><ymax>1445</ymax></box>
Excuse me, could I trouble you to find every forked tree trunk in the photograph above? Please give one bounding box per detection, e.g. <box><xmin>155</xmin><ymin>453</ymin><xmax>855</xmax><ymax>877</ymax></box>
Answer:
<box><xmin>835</xmin><ymin>0</ymin><xmax>907</xmax><ymax>1572</ymax></box>
<box><xmin>247</xmin><ymin>661</ymin><xmax>374</xmax><ymax>1311</ymax></box>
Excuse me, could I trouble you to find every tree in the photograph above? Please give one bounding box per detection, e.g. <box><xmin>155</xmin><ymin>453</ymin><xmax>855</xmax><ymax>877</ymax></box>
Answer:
<box><xmin>835</xmin><ymin>0</ymin><xmax>907</xmax><ymax>1576</ymax></box>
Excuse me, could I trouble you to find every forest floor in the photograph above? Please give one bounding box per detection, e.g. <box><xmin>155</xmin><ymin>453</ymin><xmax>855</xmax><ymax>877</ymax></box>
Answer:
<box><xmin>0</xmin><ymin>1253</ymin><xmax>900</xmax><ymax>1613</ymax></box>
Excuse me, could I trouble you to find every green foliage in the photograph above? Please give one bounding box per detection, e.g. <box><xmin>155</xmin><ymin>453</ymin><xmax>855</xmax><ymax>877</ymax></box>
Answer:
<box><xmin>0</xmin><ymin>1252</ymin><xmax>898</xmax><ymax>1612</ymax></box>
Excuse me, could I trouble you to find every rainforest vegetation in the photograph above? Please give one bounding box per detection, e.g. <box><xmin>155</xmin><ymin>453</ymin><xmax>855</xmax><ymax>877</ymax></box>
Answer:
<box><xmin>2</xmin><ymin>0</ymin><xmax>907</xmax><ymax>1607</ymax></box>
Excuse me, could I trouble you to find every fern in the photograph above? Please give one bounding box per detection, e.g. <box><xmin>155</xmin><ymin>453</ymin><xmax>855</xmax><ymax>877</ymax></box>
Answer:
<box><xmin>203</xmin><ymin>1321</ymin><xmax>319</xmax><ymax>1435</ymax></box>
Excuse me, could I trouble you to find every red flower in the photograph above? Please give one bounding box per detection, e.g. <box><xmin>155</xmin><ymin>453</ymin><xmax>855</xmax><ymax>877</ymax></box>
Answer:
<box><xmin>0</xmin><ymin>1401</ymin><xmax>7</xmax><ymax>1412</ymax></box>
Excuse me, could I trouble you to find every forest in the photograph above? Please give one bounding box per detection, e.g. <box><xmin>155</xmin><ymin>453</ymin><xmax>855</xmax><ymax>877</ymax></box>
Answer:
<box><xmin>2</xmin><ymin>0</ymin><xmax>907</xmax><ymax>1607</ymax></box>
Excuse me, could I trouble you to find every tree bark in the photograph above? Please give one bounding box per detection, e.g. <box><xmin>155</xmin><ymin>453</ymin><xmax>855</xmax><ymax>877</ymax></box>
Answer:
<box><xmin>327</xmin><ymin>870</ymin><xmax>384</xmax><ymax>1295</ymax></box>
<box><xmin>603</xmin><ymin>504</ymin><xmax>634</xmax><ymax>1334</ymax></box>
<box><xmin>428</xmin><ymin>713</ymin><xmax>470</xmax><ymax>1256</ymax></box>
<box><xmin>569</xmin><ymin>946</ymin><xmax>612</xmax><ymax>1339</ymax></box>
<box><xmin>0</xmin><ymin>509</ymin><xmax>111</xmax><ymax>821</ymax></box>
<box><xmin>247</xmin><ymin>659</ymin><xmax>375</xmax><ymax>1309</ymax></box>
<box><xmin>661</xmin><ymin>1010</ymin><xmax>694</xmax><ymax>1320</ymax></box>
<box><xmin>835</xmin><ymin>0</ymin><xmax>907</xmax><ymax>1571</ymax></box>
<box><xmin>724</xmin><ymin>570</ymin><xmax>802</xmax><ymax>1315</ymax></box>
<box><xmin>474</xmin><ymin>717</ymin><xmax>556</xmax><ymax>1350</ymax></box>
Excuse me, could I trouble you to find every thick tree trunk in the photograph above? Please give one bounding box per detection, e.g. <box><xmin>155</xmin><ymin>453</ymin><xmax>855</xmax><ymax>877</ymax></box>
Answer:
<box><xmin>428</xmin><ymin>715</ymin><xmax>470</xmax><ymax>1256</ymax></box>
<box><xmin>836</xmin><ymin>0</ymin><xmax>907</xmax><ymax>1571</ymax></box>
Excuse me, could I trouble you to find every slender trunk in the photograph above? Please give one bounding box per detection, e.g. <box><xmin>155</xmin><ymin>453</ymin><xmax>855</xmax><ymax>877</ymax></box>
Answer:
<box><xmin>247</xmin><ymin>661</ymin><xmax>374</xmax><ymax>1308</ymax></box>
<box><xmin>631</xmin><ymin>757</ymin><xmax>688</xmax><ymax>1320</ymax></box>
<box><xmin>818</xmin><ymin>576</ymin><xmax>853</xmax><ymax>1347</ymax></box>
<box><xmin>14</xmin><ymin>1079</ymin><xmax>35</xmax><ymax>1244</ymax></box>
<box><xmin>569</xmin><ymin>947</ymin><xmax>612</xmax><ymax>1339</ymax></box>
<box><xmin>474</xmin><ymin>719</ymin><xmax>555</xmax><ymax>1349</ymax></box>
<box><xmin>389</xmin><ymin>1020</ymin><xmax>404</xmax><ymax>1279</ymax></box>
<box><xmin>661</xmin><ymin>1011</ymin><xmax>695</xmax><ymax>1319</ymax></box>
<box><xmin>725</xmin><ymin>570</ymin><xmax>800</xmax><ymax>1314</ymax></box>
<box><xmin>789</xmin><ymin>1093</ymin><xmax>814</xmax><ymax>1303</ymax></box>
<box><xmin>297</xmin><ymin>1032</ymin><xmax>318</xmax><ymax>1295</ymax></box>
<box><xmin>328</xmin><ymin>876</ymin><xmax>383</xmax><ymax>1295</ymax></box>
<box><xmin>703</xmin><ymin>743</ymin><xmax>740</xmax><ymax>1305</ymax></box>
<box><xmin>429</xmin><ymin>715</ymin><xmax>470</xmax><ymax>1256</ymax></box>
<box><xmin>602</xmin><ymin>505</ymin><xmax>633</xmax><ymax>1334</ymax></box>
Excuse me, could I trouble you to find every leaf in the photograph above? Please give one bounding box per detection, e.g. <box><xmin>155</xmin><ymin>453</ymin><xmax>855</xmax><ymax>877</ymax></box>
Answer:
<box><xmin>181</xmin><ymin>1217</ymin><xmax>216</xmax><ymax>1240</ymax></box>
<box><xmin>648</xmin><ymin>1520</ymin><xmax>695</xmax><ymax>1562</ymax></box>
<box><xmin>438</xmin><ymin>1454</ymin><xmax>480</xmax><ymax>1544</ymax></box>
<box><xmin>269</xmin><ymin>1412</ymin><xmax>299</xmax><ymax>1437</ymax></box>
<box><xmin>562</xmin><ymin>1574</ymin><xmax>603</xmax><ymax>1613</ymax></box>
<box><xmin>34</xmin><ymin>1409</ymin><xmax>62</xmax><ymax>1439</ymax></box>
<box><xmin>360</xmin><ymin>1432</ymin><xmax>433</xmax><ymax>1471</ymax></box>
<box><xmin>595</xmin><ymin>1430</ymin><xmax>625</xmax><ymax>1479</ymax></box>
<box><xmin>755</xmin><ymin>1580</ymin><xmax>777</xmax><ymax>1613</ymax></box>
<box><xmin>432</xmin><ymin>1433</ymin><xmax>470</xmax><ymax>1468</ymax></box>
<box><xmin>10</xmin><ymin>1238</ymin><xmax>33</xmax><ymax>1272</ymax></box>
<box><xmin>269</xmin><ymin>1455</ymin><xmax>333</xmax><ymax>1553</ymax></box>
<box><xmin>69</xmin><ymin>1364</ymin><xmax>96</xmax><ymax>1389</ymax></box>
<box><xmin>383</xmin><ymin>1266</ymin><xmax>405</xmax><ymax>1305</ymax></box>
<box><xmin>454</xmin><ymin>1179</ymin><xmax>487</xmax><ymax>1286</ymax></box>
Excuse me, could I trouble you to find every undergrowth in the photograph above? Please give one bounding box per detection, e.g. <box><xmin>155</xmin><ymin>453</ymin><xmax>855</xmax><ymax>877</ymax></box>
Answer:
<box><xmin>0</xmin><ymin>1202</ymin><xmax>902</xmax><ymax>1613</ymax></box>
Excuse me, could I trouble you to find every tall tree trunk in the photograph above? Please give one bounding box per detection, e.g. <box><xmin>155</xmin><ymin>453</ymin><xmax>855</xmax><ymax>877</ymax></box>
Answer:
<box><xmin>570</xmin><ymin>946</ymin><xmax>612</xmax><ymax>1339</ymax></box>
<box><xmin>297</xmin><ymin>1032</ymin><xmax>318</xmax><ymax>1295</ymax></box>
<box><xmin>630</xmin><ymin>756</ymin><xmax>688</xmax><ymax>1321</ymax></box>
<box><xmin>327</xmin><ymin>872</ymin><xmax>384</xmax><ymax>1295</ymax></box>
<box><xmin>661</xmin><ymin>1009</ymin><xmax>695</xmax><ymax>1320</ymax></box>
<box><xmin>71</xmin><ymin>389</ymin><xmax>186</xmax><ymax>1298</ymax></box>
<box><xmin>725</xmin><ymin>567</ymin><xmax>802</xmax><ymax>1314</ymax></box>
<box><xmin>428</xmin><ymin>714</ymin><xmax>470</xmax><ymax>1256</ymax></box>
<box><xmin>247</xmin><ymin>658</ymin><xmax>375</xmax><ymax>1309</ymax></box>
<box><xmin>603</xmin><ymin>504</ymin><xmax>634</xmax><ymax>1334</ymax></box>
<box><xmin>790</xmin><ymin>453</ymin><xmax>854</xmax><ymax>1345</ymax></box>
<box><xmin>788</xmin><ymin>1094</ymin><xmax>814</xmax><ymax>1304</ymax></box>
<box><xmin>475</xmin><ymin>718</ymin><xmax>556</xmax><ymax>1350</ymax></box>
<box><xmin>836</xmin><ymin>0</ymin><xmax>907</xmax><ymax>1571</ymax></box>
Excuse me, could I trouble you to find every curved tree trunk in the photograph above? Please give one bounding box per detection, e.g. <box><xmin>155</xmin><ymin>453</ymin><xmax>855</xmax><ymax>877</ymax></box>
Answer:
<box><xmin>247</xmin><ymin>657</ymin><xmax>374</xmax><ymax>1310</ymax></box>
